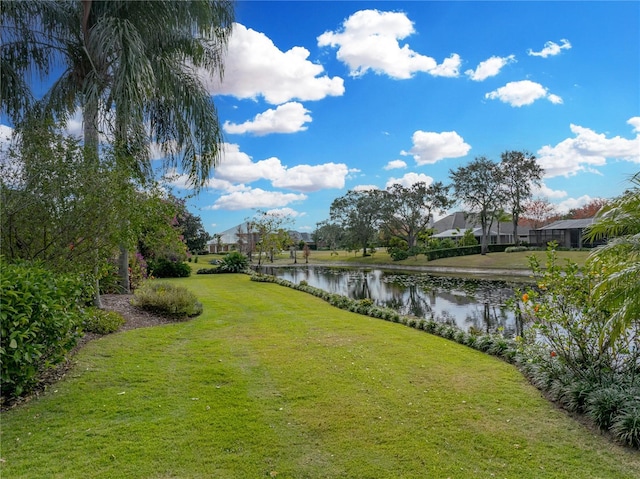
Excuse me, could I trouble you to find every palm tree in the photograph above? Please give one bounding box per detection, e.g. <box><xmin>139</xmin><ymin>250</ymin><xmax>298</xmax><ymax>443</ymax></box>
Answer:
<box><xmin>2</xmin><ymin>0</ymin><xmax>235</xmax><ymax>297</ymax></box>
<box><xmin>585</xmin><ymin>172</ymin><xmax>640</xmax><ymax>341</ymax></box>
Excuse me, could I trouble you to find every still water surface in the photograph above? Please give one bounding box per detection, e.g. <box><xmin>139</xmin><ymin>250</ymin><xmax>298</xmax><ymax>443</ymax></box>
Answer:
<box><xmin>261</xmin><ymin>266</ymin><xmax>524</xmax><ymax>338</ymax></box>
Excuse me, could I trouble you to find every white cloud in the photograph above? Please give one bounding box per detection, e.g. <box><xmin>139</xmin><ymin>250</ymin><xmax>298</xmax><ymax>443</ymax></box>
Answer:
<box><xmin>385</xmin><ymin>172</ymin><xmax>434</xmax><ymax>189</ymax></box>
<box><xmin>537</xmin><ymin>119</ymin><xmax>640</xmax><ymax>177</ymax></box>
<box><xmin>223</xmin><ymin>102</ymin><xmax>312</xmax><ymax>136</ymax></box>
<box><xmin>485</xmin><ymin>80</ymin><xmax>562</xmax><ymax>107</ymax></box>
<box><xmin>533</xmin><ymin>182</ymin><xmax>568</xmax><ymax>199</ymax></box>
<box><xmin>384</xmin><ymin>159</ymin><xmax>407</xmax><ymax>170</ymax></box>
<box><xmin>209</xmin><ymin>188</ymin><xmax>307</xmax><ymax>211</ymax></box>
<box><xmin>318</xmin><ymin>9</ymin><xmax>460</xmax><ymax>79</ymax></box>
<box><xmin>271</xmin><ymin>163</ymin><xmax>349</xmax><ymax>192</ymax></box>
<box><xmin>465</xmin><ymin>55</ymin><xmax>515</xmax><ymax>81</ymax></box>
<box><xmin>555</xmin><ymin>195</ymin><xmax>593</xmax><ymax>214</ymax></box>
<box><xmin>266</xmin><ymin>207</ymin><xmax>305</xmax><ymax>218</ymax></box>
<box><xmin>208</xmin><ymin>23</ymin><xmax>344</xmax><ymax>104</ymax></box>
<box><xmin>0</xmin><ymin>124</ymin><xmax>13</xmax><ymax>146</ymax></box>
<box><xmin>628</xmin><ymin>116</ymin><xmax>640</xmax><ymax>133</ymax></box>
<box><xmin>528</xmin><ymin>39</ymin><xmax>572</xmax><ymax>58</ymax></box>
<box><xmin>401</xmin><ymin>130</ymin><xmax>471</xmax><ymax>165</ymax></box>
<box><xmin>353</xmin><ymin>184</ymin><xmax>379</xmax><ymax>192</ymax></box>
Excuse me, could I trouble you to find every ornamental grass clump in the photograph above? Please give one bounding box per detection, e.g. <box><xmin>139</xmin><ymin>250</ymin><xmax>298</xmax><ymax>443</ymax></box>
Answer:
<box><xmin>132</xmin><ymin>281</ymin><xmax>202</xmax><ymax>319</ymax></box>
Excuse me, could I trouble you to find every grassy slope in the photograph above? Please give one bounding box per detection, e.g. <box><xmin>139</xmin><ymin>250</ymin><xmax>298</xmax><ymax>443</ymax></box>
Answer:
<box><xmin>2</xmin><ymin>274</ymin><xmax>638</xmax><ymax>478</ymax></box>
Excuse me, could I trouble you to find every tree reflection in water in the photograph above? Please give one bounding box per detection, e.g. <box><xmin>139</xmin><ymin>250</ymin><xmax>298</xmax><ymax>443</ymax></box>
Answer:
<box><xmin>260</xmin><ymin>266</ymin><xmax>521</xmax><ymax>337</ymax></box>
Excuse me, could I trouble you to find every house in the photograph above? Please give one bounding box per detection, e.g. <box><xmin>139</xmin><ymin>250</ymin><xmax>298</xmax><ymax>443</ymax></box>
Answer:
<box><xmin>528</xmin><ymin>218</ymin><xmax>603</xmax><ymax>248</ymax></box>
<box><xmin>206</xmin><ymin>223</ymin><xmax>315</xmax><ymax>254</ymax></box>
<box><xmin>431</xmin><ymin>212</ymin><xmax>530</xmax><ymax>244</ymax></box>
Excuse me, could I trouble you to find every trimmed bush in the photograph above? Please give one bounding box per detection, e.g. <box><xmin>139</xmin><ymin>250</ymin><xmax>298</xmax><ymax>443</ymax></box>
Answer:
<box><xmin>1</xmin><ymin>261</ymin><xmax>87</xmax><ymax>399</ymax></box>
<box><xmin>147</xmin><ymin>258</ymin><xmax>191</xmax><ymax>278</ymax></box>
<box><xmin>132</xmin><ymin>282</ymin><xmax>202</xmax><ymax>319</ymax></box>
<box><xmin>82</xmin><ymin>308</ymin><xmax>125</xmax><ymax>334</ymax></box>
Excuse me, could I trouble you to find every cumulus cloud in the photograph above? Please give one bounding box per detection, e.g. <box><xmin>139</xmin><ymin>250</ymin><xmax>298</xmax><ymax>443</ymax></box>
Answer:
<box><xmin>533</xmin><ymin>182</ymin><xmax>568</xmax><ymax>199</ymax></box>
<box><xmin>384</xmin><ymin>159</ymin><xmax>407</xmax><ymax>170</ymax></box>
<box><xmin>465</xmin><ymin>55</ymin><xmax>515</xmax><ymax>81</ymax></box>
<box><xmin>528</xmin><ymin>39</ymin><xmax>572</xmax><ymax>58</ymax></box>
<box><xmin>401</xmin><ymin>130</ymin><xmax>471</xmax><ymax>165</ymax></box>
<box><xmin>208</xmin><ymin>23</ymin><xmax>344</xmax><ymax>104</ymax></box>
<box><xmin>223</xmin><ymin>102</ymin><xmax>312</xmax><ymax>136</ymax></box>
<box><xmin>209</xmin><ymin>188</ymin><xmax>308</xmax><ymax>211</ymax></box>
<box><xmin>0</xmin><ymin>124</ymin><xmax>13</xmax><ymax>146</ymax></box>
<box><xmin>318</xmin><ymin>9</ymin><xmax>461</xmax><ymax>79</ymax></box>
<box><xmin>271</xmin><ymin>163</ymin><xmax>349</xmax><ymax>192</ymax></box>
<box><xmin>628</xmin><ymin>116</ymin><xmax>640</xmax><ymax>133</ymax></box>
<box><xmin>189</xmin><ymin>143</ymin><xmax>350</xmax><ymax>193</ymax></box>
<box><xmin>485</xmin><ymin>80</ymin><xmax>562</xmax><ymax>107</ymax></box>
<box><xmin>385</xmin><ymin>172</ymin><xmax>434</xmax><ymax>189</ymax></box>
<box><xmin>537</xmin><ymin>119</ymin><xmax>640</xmax><ymax>177</ymax></box>
<box><xmin>555</xmin><ymin>195</ymin><xmax>594</xmax><ymax>214</ymax></box>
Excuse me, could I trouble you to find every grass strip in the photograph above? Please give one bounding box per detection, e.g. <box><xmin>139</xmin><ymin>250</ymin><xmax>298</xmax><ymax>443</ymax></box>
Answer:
<box><xmin>1</xmin><ymin>274</ymin><xmax>637</xmax><ymax>478</ymax></box>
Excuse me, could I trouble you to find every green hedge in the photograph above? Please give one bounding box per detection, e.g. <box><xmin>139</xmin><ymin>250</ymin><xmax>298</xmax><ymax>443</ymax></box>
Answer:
<box><xmin>1</xmin><ymin>261</ymin><xmax>87</xmax><ymax>399</ymax></box>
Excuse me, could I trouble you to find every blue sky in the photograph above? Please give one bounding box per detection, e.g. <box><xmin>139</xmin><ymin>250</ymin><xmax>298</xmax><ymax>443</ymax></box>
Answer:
<box><xmin>3</xmin><ymin>1</ymin><xmax>639</xmax><ymax>235</ymax></box>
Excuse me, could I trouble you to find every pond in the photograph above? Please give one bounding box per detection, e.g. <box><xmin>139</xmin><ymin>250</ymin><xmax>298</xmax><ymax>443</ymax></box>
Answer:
<box><xmin>260</xmin><ymin>266</ymin><xmax>526</xmax><ymax>338</ymax></box>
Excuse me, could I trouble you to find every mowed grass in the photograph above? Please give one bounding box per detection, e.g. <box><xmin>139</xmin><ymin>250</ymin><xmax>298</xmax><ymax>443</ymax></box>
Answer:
<box><xmin>2</xmin><ymin>274</ymin><xmax>638</xmax><ymax>478</ymax></box>
<box><xmin>201</xmin><ymin>249</ymin><xmax>590</xmax><ymax>270</ymax></box>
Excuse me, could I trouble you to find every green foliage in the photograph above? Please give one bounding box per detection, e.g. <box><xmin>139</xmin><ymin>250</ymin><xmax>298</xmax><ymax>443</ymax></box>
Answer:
<box><xmin>1</xmin><ymin>261</ymin><xmax>86</xmax><ymax>399</ymax></box>
<box><xmin>218</xmin><ymin>251</ymin><xmax>249</xmax><ymax>273</ymax></box>
<box><xmin>458</xmin><ymin>228</ymin><xmax>479</xmax><ymax>246</ymax></box>
<box><xmin>147</xmin><ymin>258</ymin><xmax>191</xmax><ymax>278</ymax></box>
<box><xmin>585</xmin><ymin>171</ymin><xmax>640</xmax><ymax>341</ymax></box>
<box><xmin>512</xmin><ymin>246</ymin><xmax>640</xmax><ymax>447</ymax></box>
<box><xmin>131</xmin><ymin>282</ymin><xmax>202</xmax><ymax>319</ymax></box>
<box><xmin>388</xmin><ymin>247</ymin><xmax>409</xmax><ymax>261</ymax></box>
<box><xmin>82</xmin><ymin>308</ymin><xmax>125</xmax><ymax>334</ymax></box>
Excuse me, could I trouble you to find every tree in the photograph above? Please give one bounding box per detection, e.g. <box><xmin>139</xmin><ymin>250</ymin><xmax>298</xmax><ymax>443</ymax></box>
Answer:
<box><xmin>313</xmin><ymin>221</ymin><xmax>345</xmax><ymax>253</ymax></box>
<box><xmin>0</xmin><ymin>122</ymin><xmax>129</xmax><ymax>276</ymax></box>
<box><xmin>500</xmin><ymin>150</ymin><xmax>543</xmax><ymax>245</ymax></box>
<box><xmin>585</xmin><ymin>172</ymin><xmax>640</xmax><ymax>341</ymax></box>
<box><xmin>251</xmin><ymin>211</ymin><xmax>292</xmax><ymax>267</ymax></box>
<box><xmin>521</xmin><ymin>198</ymin><xmax>559</xmax><ymax>229</ymax></box>
<box><xmin>172</xmin><ymin>199</ymin><xmax>211</xmax><ymax>254</ymax></box>
<box><xmin>566</xmin><ymin>198</ymin><xmax>609</xmax><ymax>219</ymax></box>
<box><xmin>2</xmin><ymin>1</ymin><xmax>235</xmax><ymax>296</ymax></box>
<box><xmin>329</xmin><ymin>190</ymin><xmax>384</xmax><ymax>256</ymax></box>
<box><xmin>381</xmin><ymin>182</ymin><xmax>451</xmax><ymax>249</ymax></box>
<box><xmin>450</xmin><ymin>157</ymin><xmax>506</xmax><ymax>255</ymax></box>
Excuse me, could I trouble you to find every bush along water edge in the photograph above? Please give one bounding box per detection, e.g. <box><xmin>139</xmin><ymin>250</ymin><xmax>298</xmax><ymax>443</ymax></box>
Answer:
<box><xmin>247</xmin><ymin>269</ymin><xmax>639</xmax><ymax>450</ymax></box>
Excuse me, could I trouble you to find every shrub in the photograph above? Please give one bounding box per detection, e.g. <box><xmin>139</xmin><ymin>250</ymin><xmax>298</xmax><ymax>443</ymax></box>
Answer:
<box><xmin>586</xmin><ymin>387</ymin><xmax>628</xmax><ymax>430</ymax></box>
<box><xmin>1</xmin><ymin>261</ymin><xmax>87</xmax><ymax>399</ymax></box>
<box><xmin>389</xmin><ymin>248</ymin><xmax>409</xmax><ymax>261</ymax></box>
<box><xmin>82</xmin><ymin>308</ymin><xmax>125</xmax><ymax>334</ymax></box>
<box><xmin>612</xmin><ymin>406</ymin><xmax>640</xmax><ymax>448</ymax></box>
<box><xmin>147</xmin><ymin>258</ymin><xmax>191</xmax><ymax>278</ymax></box>
<box><xmin>132</xmin><ymin>282</ymin><xmax>202</xmax><ymax>319</ymax></box>
<box><xmin>218</xmin><ymin>251</ymin><xmax>249</xmax><ymax>273</ymax></box>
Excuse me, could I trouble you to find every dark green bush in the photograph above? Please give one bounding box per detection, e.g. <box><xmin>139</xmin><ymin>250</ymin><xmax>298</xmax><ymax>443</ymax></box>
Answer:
<box><xmin>148</xmin><ymin>258</ymin><xmax>191</xmax><ymax>278</ymax></box>
<box><xmin>218</xmin><ymin>251</ymin><xmax>249</xmax><ymax>273</ymax></box>
<box><xmin>389</xmin><ymin>248</ymin><xmax>409</xmax><ymax>261</ymax></box>
<box><xmin>1</xmin><ymin>261</ymin><xmax>86</xmax><ymax>399</ymax></box>
<box><xmin>131</xmin><ymin>281</ymin><xmax>202</xmax><ymax>319</ymax></box>
<box><xmin>82</xmin><ymin>308</ymin><xmax>125</xmax><ymax>334</ymax></box>
<box><xmin>612</xmin><ymin>406</ymin><xmax>640</xmax><ymax>448</ymax></box>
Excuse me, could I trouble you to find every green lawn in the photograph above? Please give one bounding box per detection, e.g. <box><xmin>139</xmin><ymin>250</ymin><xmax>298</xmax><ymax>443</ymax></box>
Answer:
<box><xmin>196</xmin><ymin>249</ymin><xmax>591</xmax><ymax>270</ymax></box>
<box><xmin>2</xmin><ymin>274</ymin><xmax>637</xmax><ymax>478</ymax></box>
